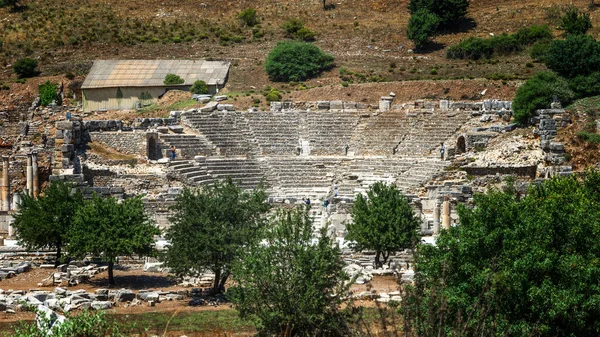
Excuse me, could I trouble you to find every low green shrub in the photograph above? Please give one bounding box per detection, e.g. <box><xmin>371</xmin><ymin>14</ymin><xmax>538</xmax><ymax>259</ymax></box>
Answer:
<box><xmin>512</xmin><ymin>71</ymin><xmax>574</xmax><ymax>125</ymax></box>
<box><xmin>13</xmin><ymin>58</ymin><xmax>39</xmax><ymax>78</ymax></box>
<box><xmin>38</xmin><ymin>81</ymin><xmax>58</xmax><ymax>106</ymax></box>
<box><xmin>568</xmin><ymin>72</ymin><xmax>600</xmax><ymax>99</ymax></box>
<box><xmin>530</xmin><ymin>39</ymin><xmax>552</xmax><ymax>62</ymax></box>
<box><xmin>265</xmin><ymin>41</ymin><xmax>334</xmax><ymax>82</ymax></box>
<box><xmin>263</xmin><ymin>87</ymin><xmax>282</xmax><ymax>102</ymax></box>
<box><xmin>406</xmin><ymin>9</ymin><xmax>440</xmax><ymax>48</ymax></box>
<box><xmin>447</xmin><ymin>25</ymin><xmax>552</xmax><ymax>60</ymax></box>
<box><xmin>190</xmin><ymin>80</ymin><xmax>209</xmax><ymax>95</ymax></box>
<box><xmin>560</xmin><ymin>5</ymin><xmax>592</xmax><ymax>35</ymax></box>
<box><xmin>281</xmin><ymin>19</ymin><xmax>316</xmax><ymax>41</ymax></box>
<box><xmin>576</xmin><ymin>130</ymin><xmax>600</xmax><ymax>144</ymax></box>
<box><xmin>238</xmin><ymin>8</ymin><xmax>259</xmax><ymax>27</ymax></box>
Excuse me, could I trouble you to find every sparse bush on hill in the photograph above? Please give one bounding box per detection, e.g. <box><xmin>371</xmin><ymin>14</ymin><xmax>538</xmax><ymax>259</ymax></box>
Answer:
<box><xmin>544</xmin><ymin>34</ymin><xmax>600</xmax><ymax>78</ymax></box>
<box><xmin>190</xmin><ymin>80</ymin><xmax>209</xmax><ymax>95</ymax></box>
<box><xmin>407</xmin><ymin>9</ymin><xmax>440</xmax><ymax>48</ymax></box>
<box><xmin>409</xmin><ymin>0</ymin><xmax>469</xmax><ymax>27</ymax></box>
<box><xmin>402</xmin><ymin>173</ymin><xmax>600</xmax><ymax>337</ymax></box>
<box><xmin>447</xmin><ymin>25</ymin><xmax>552</xmax><ymax>60</ymax></box>
<box><xmin>237</xmin><ymin>8</ymin><xmax>259</xmax><ymax>27</ymax></box>
<box><xmin>38</xmin><ymin>81</ymin><xmax>58</xmax><ymax>106</ymax></box>
<box><xmin>231</xmin><ymin>207</ymin><xmax>354</xmax><ymax>337</ymax></box>
<box><xmin>163</xmin><ymin>73</ymin><xmax>185</xmax><ymax>85</ymax></box>
<box><xmin>263</xmin><ymin>86</ymin><xmax>281</xmax><ymax>102</ymax></box>
<box><xmin>560</xmin><ymin>5</ymin><xmax>592</xmax><ymax>36</ymax></box>
<box><xmin>13</xmin><ymin>58</ymin><xmax>39</xmax><ymax>78</ymax></box>
<box><xmin>569</xmin><ymin>72</ymin><xmax>600</xmax><ymax>99</ymax></box>
<box><xmin>512</xmin><ymin>71</ymin><xmax>574</xmax><ymax>125</ymax></box>
<box><xmin>281</xmin><ymin>19</ymin><xmax>316</xmax><ymax>42</ymax></box>
<box><xmin>265</xmin><ymin>41</ymin><xmax>334</xmax><ymax>82</ymax></box>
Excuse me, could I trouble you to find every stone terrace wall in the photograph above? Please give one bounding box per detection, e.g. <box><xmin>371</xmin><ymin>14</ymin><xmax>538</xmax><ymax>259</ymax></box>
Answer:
<box><xmin>88</xmin><ymin>132</ymin><xmax>146</xmax><ymax>156</ymax></box>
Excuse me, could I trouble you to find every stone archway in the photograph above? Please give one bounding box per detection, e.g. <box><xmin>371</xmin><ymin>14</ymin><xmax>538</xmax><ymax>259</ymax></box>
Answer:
<box><xmin>456</xmin><ymin>136</ymin><xmax>466</xmax><ymax>154</ymax></box>
<box><xmin>146</xmin><ymin>133</ymin><xmax>160</xmax><ymax>160</ymax></box>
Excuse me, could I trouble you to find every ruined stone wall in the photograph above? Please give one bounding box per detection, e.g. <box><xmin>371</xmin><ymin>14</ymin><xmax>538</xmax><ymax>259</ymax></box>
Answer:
<box><xmin>88</xmin><ymin>132</ymin><xmax>146</xmax><ymax>156</ymax></box>
<box><xmin>463</xmin><ymin>165</ymin><xmax>538</xmax><ymax>179</ymax></box>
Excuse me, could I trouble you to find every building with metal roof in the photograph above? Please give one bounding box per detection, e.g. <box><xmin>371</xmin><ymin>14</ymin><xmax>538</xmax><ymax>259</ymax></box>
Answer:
<box><xmin>81</xmin><ymin>60</ymin><xmax>230</xmax><ymax>112</ymax></box>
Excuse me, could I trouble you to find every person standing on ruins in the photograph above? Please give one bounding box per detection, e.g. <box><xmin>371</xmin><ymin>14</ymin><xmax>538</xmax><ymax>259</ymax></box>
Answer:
<box><xmin>439</xmin><ymin>143</ymin><xmax>445</xmax><ymax>160</ymax></box>
<box><xmin>170</xmin><ymin>145</ymin><xmax>176</xmax><ymax>160</ymax></box>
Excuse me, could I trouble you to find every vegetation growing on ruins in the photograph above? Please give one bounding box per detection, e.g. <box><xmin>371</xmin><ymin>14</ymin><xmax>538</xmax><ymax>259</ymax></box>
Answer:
<box><xmin>403</xmin><ymin>173</ymin><xmax>600</xmax><ymax>337</ymax></box>
<box><xmin>70</xmin><ymin>195</ymin><xmax>159</xmax><ymax>285</ymax></box>
<box><xmin>346</xmin><ymin>182</ymin><xmax>421</xmax><ymax>269</ymax></box>
<box><xmin>13</xmin><ymin>181</ymin><xmax>83</xmax><ymax>266</ymax></box>
<box><xmin>231</xmin><ymin>207</ymin><xmax>353</xmax><ymax>337</ymax></box>
<box><xmin>190</xmin><ymin>80</ymin><xmax>209</xmax><ymax>95</ymax></box>
<box><xmin>265</xmin><ymin>41</ymin><xmax>334</xmax><ymax>82</ymax></box>
<box><xmin>162</xmin><ymin>178</ymin><xmax>270</xmax><ymax>295</ymax></box>
<box><xmin>38</xmin><ymin>81</ymin><xmax>58</xmax><ymax>106</ymax></box>
<box><xmin>12</xmin><ymin>57</ymin><xmax>38</xmax><ymax>78</ymax></box>
<box><xmin>512</xmin><ymin>71</ymin><xmax>574</xmax><ymax>124</ymax></box>
<box><xmin>163</xmin><ymin>74</ymin><xmax>184</xmax><ymax>85</ymax></box>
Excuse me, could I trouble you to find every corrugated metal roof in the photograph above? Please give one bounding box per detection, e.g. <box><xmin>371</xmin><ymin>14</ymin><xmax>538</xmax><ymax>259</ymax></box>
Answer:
<box><xmin>81</xmin><ymin>59</ymin><xmax>230</xmax><ymax>89</ymax></box>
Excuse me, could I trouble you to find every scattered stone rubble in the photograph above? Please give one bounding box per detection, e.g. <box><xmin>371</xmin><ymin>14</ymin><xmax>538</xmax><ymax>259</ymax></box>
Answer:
<box><xmin>39</xmin><ymin>263</ymin><xmax>108</xmax><ymax>287</ymax></box>
<box><xmin>0</xmin><ymin>261</ymin><xmax>32</xmax><ymax>280</ymax></box>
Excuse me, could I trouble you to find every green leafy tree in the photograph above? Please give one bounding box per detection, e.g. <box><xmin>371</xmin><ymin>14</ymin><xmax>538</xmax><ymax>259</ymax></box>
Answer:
<box><xmin>346</xmin><ymin>182</ymin><xmax>421</xmax><ymax>268</ymax></box>
<box><xmin>190</xmin><ymin>80</ymin><xmax>209</xmax><ymax>95</ymax></box>
<box><xmin>238</xmin><ymin>8</ymin><xmax>259</xmax><ymax>27</ymax></box>
<box><xmin>231</xmin><ymin>207</ymin><xmax>353</xmax><ymax>336</ymax></box>
<box><xmin>544</xmin><ymin>34</ymin><xmax>600</xmax><ymax>78</ymax></box>
<box><xmin>265</xmin><ymin>41</ymin><xmax>334</xmax><ymax>82</ymax></box>
<box><xmin>13</xmin><ymin>58</ymin><xmax>38</xmax><ymax>78</ymax></box>
<box><xmin>38</xmin><ymin>81</ymin><xmax>58</xmax><ymax>106</ymax></box>
<box><xmin>512</xmin><ymin>71</ymin><xmax>574</xmax><ymax>125</ymax></box>
<box><xmin>407</xmin><ymin>9</ymin><xmax>440</xmax><ymax>48</ymax></box>
<box><xmin>163</xmin><ymin>73</ymin><xmax>185</xmax><ymax>85</ymax></box>
<box><xmin>162</xmin><ymin>178</ymin><xmax>270</xmax><ymax>294</ymax></box>
<box><xmin>409</xmin><ymin>0</ymin><xmax>469</xmax><ymax>27</ymax></box>
<box><xmin>70</xmin><ymin>195</ymin><xmax>159</xmax><ymax>285</ymax></box>
<box><xmin>403</xmin><ymin>173</ymin><xmax>600</xmax><ymax>337</ymax></box>
<box><xmin>560</xmin><ymin>5</ymin><xmax>592</xmax><ymax>35</ymax></box>
<box><xmin>13</xmin><ymin>181</ymin><xmax>83</xmax><ymax>266</ymax></box>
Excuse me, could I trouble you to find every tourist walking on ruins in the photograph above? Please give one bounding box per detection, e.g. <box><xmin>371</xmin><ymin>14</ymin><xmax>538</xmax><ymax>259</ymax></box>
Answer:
<box><xmin>439</xmin><ymin>143</ymin><xmax>445</xmax><ymax>160</ymax></box>
<box><xmin>170</xmin><ymin>145</ymin><xmax>176</xmax><ymax>160</ymax></box>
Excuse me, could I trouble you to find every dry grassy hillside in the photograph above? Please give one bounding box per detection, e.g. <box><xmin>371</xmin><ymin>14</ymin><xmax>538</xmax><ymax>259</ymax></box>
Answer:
<box><xmin>1</xmin><ymin>0</ymin><xmax>599</xmax><ymax>103</ymax></box>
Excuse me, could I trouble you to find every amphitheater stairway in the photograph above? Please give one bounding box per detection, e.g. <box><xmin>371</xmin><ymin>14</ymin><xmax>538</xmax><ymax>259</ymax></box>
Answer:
<box><xmin>168</xmin><ymin>157</ymin><xmax>264</xmax><ymax>189</ymax></box>
<box><xmin>183</xmin><ymin>112</ymin><xmax>255</xmax><ymax>156</ymax></box>
<box><xmin>158</xmin><ymin>134</ymin><xmax>215</xmax><ymax>159</ymax></box>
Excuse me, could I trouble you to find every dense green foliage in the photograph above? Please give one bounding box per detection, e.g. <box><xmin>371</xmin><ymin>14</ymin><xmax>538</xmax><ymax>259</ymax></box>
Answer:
<box><xmin>560</xmin><ymin>5</ymin><xmax>592</xmax><ymax>35</ymax></box>
<box><xmin>13</xmin><ymin>57</ymin><xmax>38</xmax><ymax>78</ymax></box>
<box><xmin>281</xmin><ymin>19</ymin><xmax>316</xmax><ymax>41</ymax></box>
<box><xmin>38</xmin><ymin>81</ymin><xmax>58</xmax><ymax>106</ymax></box>
<box><xmin>447</xmin><ymin>25</ymin><xmax>552</xmax><ymax>60</ymax></box>
<box><xmin>568</xmin><ymin>72</ymin><xmax>600</xmax><ymax>99</ymax></box>
<box><xmin>263</xmin><ymin>86</ymin><xmax>281</xmax><ymax>102</ymax></box>
<box><xmin>406</xmin><ymin>9</ymin><xmax>440</xmax><ymax>48</ymax></box>
<box><xmin>70</xmin><ymin>195</ymin><xmax>159</xmax><ymax>285</ymax></box>
<box><xmin>403</xmin><ymin>173</ymin><xmax>600</xmax><ymax>337</ymax></box>
<box><xmin>231</xmin><ymin>207</ymin><xmax>353</xmax><ymax>337</ymax></box>
<box><xmin>544</xmin><ymin>34</ymin><xmax>600</xmax><ymax>78</ymax></box>
<box><xmin>162</xmin><ymin>179</ymin><xmax>270</xmax><ymax>294</ymax></box>
<box><xmin>163</xmin><ymin>73</ymin><xmax>185</xmax><ymax>85</ymax></box>
<box><xmin>0</xmin><ymin>0</ymin><xmax>17</xmax><ymax>8</ymax></box>
<box><xmin>512</xmin><ymin>71</ymin><xmax>574</xmax><ymax>124</ymax></box>
<box><xmin>265</xmin><ymin>41</ymin><xmax>334</xmax><ymax>82</ymax></box>
<box><xmin>13</xmin><ymin>182</ymin><xmax>83</xmax><ymax>266</ymax></box>
<box><xmin>346</xmin><ymin>182</ymin><xmax>420</xmax><ymax>268</ymax></box>
<box><xmin>529</xmin><ymin>39</ymin><xmax>552</xmax><ymax>62</ymax></box>
<box><xmin>408</xmin><ymin>0</ymin><xmax>469</xmax><ymax>27</ymax></box>
<box><xmin>8</xmin><ymin>310</ymin><xmax>125</xmax><ymax>337</ymax></box>
<box><xmin>190</xmin><ymin>80</ymin><xmax>209</xmax><ymax>95</ymax></box>
<box><xmin>238</xmin><ymin>8</ymin><xmax>259</xmax><ymax>27</ymax></box>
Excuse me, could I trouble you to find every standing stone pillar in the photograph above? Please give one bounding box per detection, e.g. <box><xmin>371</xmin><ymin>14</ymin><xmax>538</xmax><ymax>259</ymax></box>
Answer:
<box><xmin>442</xmin><ymin>199</ymin><xmax>451</xmax><ymax>230</ymax></box>
<box><xmin>433</xmin><ymin>203</ymin><xmax>440</xmax><ymax>234</ymax></box>
<box><xmin>26</xmin><ymin>154</ymin><xmax>33</xmax><ymax>197</ymax></box>
<box><xmin>1</xmin><ymin>156</ymin><xmax>9</xmax><ymax>211</ymax></box>
<box><xmin>12</xmin><ymin>193</ymin><xmax>20</xmax><ymax>211</ymax></box>
<box><xmin>32</xmin><ymin>152</ymin><xmax>39</xmax><ymax>198</ymax></box>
